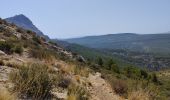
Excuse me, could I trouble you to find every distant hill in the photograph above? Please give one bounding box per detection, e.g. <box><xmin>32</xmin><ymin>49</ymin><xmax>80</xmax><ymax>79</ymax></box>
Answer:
<box><xmin>5</xmin><ymin>14</ymin><xmax>49</xmax><ymax>40</ymax></box>
<box><xmin>64</xmin><ymin>33</ymin><xmax>170</xmax><ymax>55</ymax></box>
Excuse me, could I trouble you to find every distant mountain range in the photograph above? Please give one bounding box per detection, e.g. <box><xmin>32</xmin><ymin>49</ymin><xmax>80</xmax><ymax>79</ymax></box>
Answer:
<box><xmin>5</xmin><ymin>14</ymin><xmax>49</xmax><ymax>40</ymax></box>
<box><xmin>64</xmin><ymin>33</ymin><xmax>170</xmax><ymax>55</ymax></box>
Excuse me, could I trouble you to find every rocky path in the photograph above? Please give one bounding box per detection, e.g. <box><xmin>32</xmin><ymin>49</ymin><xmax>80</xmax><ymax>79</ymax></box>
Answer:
<box><xmin>87</xmin><ymin>72</ymin><xmax>123</xmax><ymax>100</ymax></box>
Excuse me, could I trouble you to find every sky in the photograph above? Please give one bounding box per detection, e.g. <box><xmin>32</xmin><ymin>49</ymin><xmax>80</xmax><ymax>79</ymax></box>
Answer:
<box><xmin>0</xmin><ymin>0</ymin><xmax>170</xmax><ymax>39</ymax></box>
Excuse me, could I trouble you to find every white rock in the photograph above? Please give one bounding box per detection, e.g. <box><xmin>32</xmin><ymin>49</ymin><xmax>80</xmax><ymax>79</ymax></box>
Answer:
<box><xmin>0</xmin><ymin>50</ymin><xmax>6</xmax><ymax>55</ymax></box>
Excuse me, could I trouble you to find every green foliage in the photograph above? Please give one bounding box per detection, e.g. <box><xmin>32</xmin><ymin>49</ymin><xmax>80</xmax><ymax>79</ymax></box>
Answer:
<box><xmin>105</xmin><ymin>58</ymin><xmax>115</xmax><ymax>70</ymax></box>
<box><xmin>111</xmin><ymin>64</ymin><xmax>120</xmax><ymax>74</ymax></box>
<box><xmin>32</xmin><ymin>36</ymin><xmax>42</xmax><ymax>44</ymax></box>
<box><xmin>10</xmin><ymin>63</ymin><xmax>52</xmax><ymax>99</ymax></box>
<box><xmin>0</xmin><ymin>41</ymin><xmax>14</xmax><ymax>54</ymax></box>
<box><xmin>123</xmin><ymin>66</ymin><xmax>142</xmax><ymax>79</ymax></box>
<box><xmin>96</xmin><ymin>57</ymin><xmax>103</xmax><ymax>66</ymax></box>
<box><xmin>151</xmin><ymin>73</ymin><xmax>158</xmax><ymax>83</ymax></box>
<box><xmin>26</xmin><ymin>30</ymin><xmax>32</xmax><ymax>34</ymax></box>
<box><xmin>0</xmin><ymin>40</ymin><xmax>23</xmax><ymax>54</ymax></box>
<box><xmin>13</xmin><ymin>45</ymin><xmax>23</xmax><ymax>54</ymax></box>
<box><xmin>140</xmin><ymin>69</ymin><xmax>148</xmax><ymax>79</ymax></box>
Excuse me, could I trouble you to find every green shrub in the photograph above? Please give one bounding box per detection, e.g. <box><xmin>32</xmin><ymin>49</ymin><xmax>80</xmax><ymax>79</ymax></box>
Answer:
<box><xmin>123</xmin><ymin>66</ymin><xmax>141</xmax><ymax>79</ymax></box>
<box><xmin>96</xmin><ymin>57</ymin><xmax>103</xmax><ymax>66</ymax></box>
<box><xmin>111</xmin><ymin>63</ymin><xmax>120</xmax><ymax>73</ymax></box>
<box><xmin>105</xmin><ymin>59</ymin><xmax>115</xmax><ymax>70</ymax></box>
<box><xmin>0</xmin><ymin>41</ymin><xmax>14</xmax><ymax>54</ymax></box>
<box><xmin>140</xmin><ymin>69</ymin><xmax>148</xmax><ymax>79</ymax></box>
<box><xmin>0</xmin><ymin>41</ymin><xmax>23</xmax><ymax>54</ymax></box>
<box><xmin>26</xmin><ymin>30</ymin><xmax>36</xmax><ymax>36</ymax></box>
<box><xmin>151</xmin><ymin>73</ymin><xmax>158</xmax><ymax>83</ymax></box>
<box><xmin>13</xmin><ymin>45</ymin><xmax>23</xmax><ymax>54</ymax></box>
<box><xmin>9</xmin><ymin>63</ymin><xmax>52</xmax><ymax>99</ymax></box>
<box><xmin>26</xmin><ymin>30</ymin><xmax>32</xmax><ymax>34</ymax></box>
<box><xmin>32</xmin><ymin>36</ymin><xmax>42</xmax><ymax>44</ymax></box>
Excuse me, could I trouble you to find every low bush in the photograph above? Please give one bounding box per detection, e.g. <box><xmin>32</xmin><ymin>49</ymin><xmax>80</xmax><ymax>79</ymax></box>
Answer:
<box><xmin>111</xmin><ymin>64</ymin><xmax>120</xmax><ymax>73</ymax></box>
<box><xmin>58</xmin><ymin>77</ymin><xmax>71</xmax><ymax>89</ymax></box>
<box><xmin>32</xmin><ymin>36</ymin><xmax>42</xmax><ymax>44</ymax></box>
<box><xmin>96</xmin><ymin>57</ymin><xmax>103</xmax><ymax>66</ymax></box>
<box><xmin>112</xmin><ymin>79</ymin><xmax>128</xmax><ymax>96</ymax></box>
<box><xmin>13</xmin><ymin>45</ymin><xmax>23</xmax><ymax>54</ymax></box>
<box><xmin>151</xmin><ymin>73</ymin><xmax>158</xmax><ymax>83</ymax></box>
<box><xmin>140</xmin><ymin>69</ymin><xmax>148</xmax><ymax>79</ymax></box>
<box><xmin>0</xmin><ymin>41</ymin><xmax>23</xmax><ymax>54</ymax></box>
<box><xmin>29</xmin><ymin>48</ymin><xmax>54</xmax><ymax>61</ymax></box>
<box><xmin>0</xmin><ymin>60</ymin><xmax>5</xmax><ymax>66</ymax></box>
<box><xmin>123</xmin><ymin>66</ymin><xmax>142</xmax><ymax>79</ymax></box>
<box><xmin>9</xmin><ymin>63</ymin><xmax>53</xmax><ymax>99</ymax></box>
<box><xmin>0</xmin><ymin>41</ymin><xmax>14</xmax><ymax>54</ymax></box>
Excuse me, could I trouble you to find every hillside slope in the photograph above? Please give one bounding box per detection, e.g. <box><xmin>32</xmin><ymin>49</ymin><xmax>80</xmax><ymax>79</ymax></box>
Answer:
<box><xmin>0</xmin><ymin>18</ymin><xmax>127</xmax><ymax>100</ymax></box>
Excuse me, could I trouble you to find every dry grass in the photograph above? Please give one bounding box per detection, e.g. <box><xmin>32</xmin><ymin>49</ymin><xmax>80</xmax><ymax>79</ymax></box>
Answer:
<box><xmin>67</xmin><ymin>94</ymin><xmax>76</xmax><ymax>100</ymax></box>
<box><xmin>128</xmin><ymin>89</ymin><xmax>150</xmax><ymax>100</ymax></box>
<box><xmin>67</xmin><ymin>83</ymin><xmax>89</xmax><ymax>100</ymax></box>
<box><xmin>59</xmin><ymin>63</ymin><xmax>75</xmax><ymax>75</ymax></box>
<box><xmin>0</xmin><ymin>88</ymin><xmax>16</xmax><ymax>100</ymax></box>
<box><xmin>29</xmin><ymin>48</ymin><xmax>55</xmax><ymax>63</ymax></box>
<box><xmin>5</xmin><ymin>62</ymin><xmax>21</xmax><ymax>69</ymax></box>
<box><xmin>9</xmin><ymin>63</ymin><xmax>53</xmax><ymax>99</ymax></box>
<box><xmin>58</xmin><ymin>61</ymin><xmax>89</xmax><ymax>77</ymax></box>
<box><xmin>73</xmin><ymin>65</ymin><xmax>89</xmax><ymax>77</ymax></box>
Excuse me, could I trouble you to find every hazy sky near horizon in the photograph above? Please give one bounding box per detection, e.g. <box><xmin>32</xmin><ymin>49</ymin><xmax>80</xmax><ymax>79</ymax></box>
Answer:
<box><xmin>0</xmin><ymin>0</ymin><xmax>170</xmax><ymax>39</ymax></box>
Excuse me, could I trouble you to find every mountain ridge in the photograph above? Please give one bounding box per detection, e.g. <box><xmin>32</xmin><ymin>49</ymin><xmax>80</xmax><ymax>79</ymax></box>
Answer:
<box><xmin>5</xmin><ymin>14</ymin><xmax>49</xmax><ymax>40</ymax></box>
<box><xmin>63</xmin><ymin>32</ymin><xmax>170</xmax><ymax>54</ymax></box>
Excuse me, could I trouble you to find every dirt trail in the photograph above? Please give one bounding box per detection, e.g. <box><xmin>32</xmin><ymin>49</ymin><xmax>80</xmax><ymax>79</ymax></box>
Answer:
<box><xmin>87</xmin><ymin>72</ymin><xmax>123</xmax><ymax>100</ymax></box>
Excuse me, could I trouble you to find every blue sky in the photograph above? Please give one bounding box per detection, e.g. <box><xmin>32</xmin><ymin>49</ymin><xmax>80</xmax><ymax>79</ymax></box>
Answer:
<box><xmin>0</xmin><ymin>0</ymin><xmax>170</xmax><ymax>39</ymax></box>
